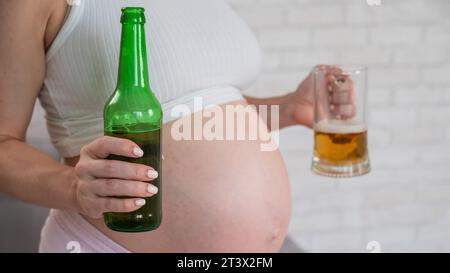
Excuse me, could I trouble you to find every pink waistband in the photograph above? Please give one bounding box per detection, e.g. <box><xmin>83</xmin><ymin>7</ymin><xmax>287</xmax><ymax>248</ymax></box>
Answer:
<box><xmin>39</xmin><ymin>209</ymin><xmax>131</xmax><ymax>253</ymax></box>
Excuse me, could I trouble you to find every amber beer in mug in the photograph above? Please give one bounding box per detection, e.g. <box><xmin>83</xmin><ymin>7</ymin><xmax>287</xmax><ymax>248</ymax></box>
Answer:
<box><xmin>314</xmin><ymin>121</ymin><xmax>368</xmax><ymax>166</ymax></box>
<box><xmin>311</xmin><ymin>66</ymin><xmax>370</xmax><ymax>177</ymax></box>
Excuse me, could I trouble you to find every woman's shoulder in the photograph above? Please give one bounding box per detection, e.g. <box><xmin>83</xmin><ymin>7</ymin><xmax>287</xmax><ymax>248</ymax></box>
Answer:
<box><xmin>1</xmin><ymin>0</ymin><xmax>67</xmax><ymax>50</ymax></box>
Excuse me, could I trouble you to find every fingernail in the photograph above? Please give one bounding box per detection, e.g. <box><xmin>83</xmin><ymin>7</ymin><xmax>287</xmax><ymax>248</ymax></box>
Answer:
<box><xmin>147</xmin><ymin>170</ymin><xmax>159</xmax><ymax>179</ymax></box>
<box><xmin>133</xmin><ymin>147</ymin><xmax>144</xmax><ymax>157</ymax></box>
<box><xmin>135</xmin><ymin>199</ymin><xmax>146</xmax><ymax>206</ymax></box>
<box><xmin>147</xmin><ymin>184</ymin><xmax>158</xmax><ymax>194</ymax></box>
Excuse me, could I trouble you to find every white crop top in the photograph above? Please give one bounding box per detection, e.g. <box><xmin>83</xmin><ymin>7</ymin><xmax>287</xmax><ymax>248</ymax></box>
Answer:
<box><xmin>39</xmin><ymin>0</ymin><xmax>262</xmax><ymax>157</ymax></box>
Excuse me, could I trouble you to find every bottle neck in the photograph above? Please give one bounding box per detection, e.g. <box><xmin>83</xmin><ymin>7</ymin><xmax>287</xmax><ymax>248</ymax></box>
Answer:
<box><xmin>116</xmin><ymin>23</ymin><xmax>150</xmax><ymax>90</ymax></box>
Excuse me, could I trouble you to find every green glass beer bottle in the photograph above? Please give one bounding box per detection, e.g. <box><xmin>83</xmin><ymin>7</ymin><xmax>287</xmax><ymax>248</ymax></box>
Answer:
<box><xmin>103</xmin><ymin>7</ymin><xmax>162</xmax><ymax>232</ymax></box>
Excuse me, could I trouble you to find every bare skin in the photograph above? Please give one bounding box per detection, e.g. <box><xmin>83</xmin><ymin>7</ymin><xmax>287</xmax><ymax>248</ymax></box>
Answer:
<box><xmin>66</xmin><ymin>101</ymin><xmax>292</xmax><ymax>252</ymax></box>
<box><xmin>0</xmin><ymin>0</ymin><xmax>354</xmax><ymax>252</ymax></box>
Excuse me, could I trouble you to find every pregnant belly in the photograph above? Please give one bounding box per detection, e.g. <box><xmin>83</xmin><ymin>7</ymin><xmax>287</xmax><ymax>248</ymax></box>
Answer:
<box><xmin>73</xmin><ymin>100</ymin><xmax>292</xmax><ymax>252</ymax></box>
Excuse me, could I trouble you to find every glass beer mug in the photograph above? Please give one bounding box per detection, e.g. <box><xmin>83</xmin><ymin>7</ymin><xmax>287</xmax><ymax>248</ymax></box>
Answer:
<box><xmin>311</xmin><ymin>65</ymin><xmax>371</xmax><ymax>177</ymax></box>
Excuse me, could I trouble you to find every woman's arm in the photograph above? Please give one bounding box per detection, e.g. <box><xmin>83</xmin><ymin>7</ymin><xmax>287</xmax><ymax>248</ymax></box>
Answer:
<box><xmin>245</xmin><ymin>65</ymin><xmax>354</xmax><ymax>131</ymax></box>
<box><xmin>0</xmin><ymin>0</ymin><xmax>77</xmax><ymax>210</ymax></box>
<box><xmin>244</xmin><ymin>93</ymin><xmax>302</xmax><ymax>131</ymax></box>
<box><xmin>0</xmin><ymin>0</ymin><xmax>159</xmax><ymax>218</ymax></box>
<box><xmin>244</xmin><ymin>82</ymin><xmax>314</xmax><ymax>131</ymax></box>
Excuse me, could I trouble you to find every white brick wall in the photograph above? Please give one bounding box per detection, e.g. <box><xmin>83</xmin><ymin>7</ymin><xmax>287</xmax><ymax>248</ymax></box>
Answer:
<box><xmin>228</xmin><ymin>0</ymin><xmax>450</xmax><ymax>252</ymax></box>
<box><xmin>22</xmin><ymin>0</ymin><xmax>449</xmax><ymax>253</ymax></box>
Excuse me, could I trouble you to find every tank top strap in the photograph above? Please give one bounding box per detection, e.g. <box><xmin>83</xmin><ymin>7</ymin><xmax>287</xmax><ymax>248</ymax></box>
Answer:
<box><xmin>46</xmin><ymin>0</ymin><xmax>85</xmax><ymax>62</ymax></box>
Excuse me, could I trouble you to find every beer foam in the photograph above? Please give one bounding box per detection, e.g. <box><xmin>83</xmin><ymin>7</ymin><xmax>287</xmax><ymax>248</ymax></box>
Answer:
<box><xmin>314</xmin><ymin>120</ymin><xmax>366</xmax><ymax>134</ymax></box>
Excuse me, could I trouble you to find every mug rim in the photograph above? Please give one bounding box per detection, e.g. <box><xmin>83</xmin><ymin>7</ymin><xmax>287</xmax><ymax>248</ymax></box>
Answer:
<box><xmin>313</xmin><ymin>65</ymin><xmax>368</xmax><ymax>74</ymax></box>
